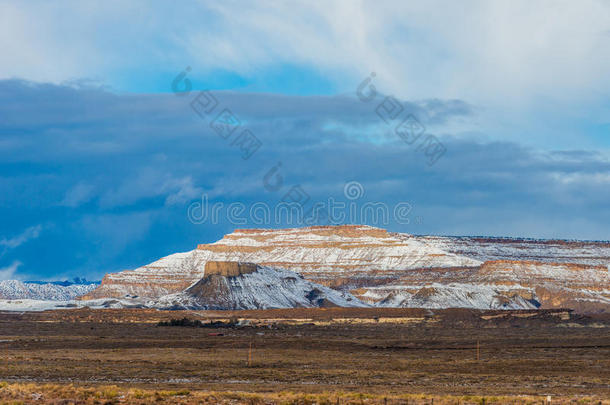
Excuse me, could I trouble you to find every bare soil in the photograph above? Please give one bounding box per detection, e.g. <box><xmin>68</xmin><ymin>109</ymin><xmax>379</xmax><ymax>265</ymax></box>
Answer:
<box><xmin>0</xmin><ymin>308</ymin><xmax>608</xmax><ymax>404</ymax></box>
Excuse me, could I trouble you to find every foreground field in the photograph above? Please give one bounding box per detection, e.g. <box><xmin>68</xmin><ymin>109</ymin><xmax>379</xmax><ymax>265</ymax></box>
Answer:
<box><xmin>0</xmin><ymin>308</ymin><xmax>608</xmax><ymax>404</ymax></box>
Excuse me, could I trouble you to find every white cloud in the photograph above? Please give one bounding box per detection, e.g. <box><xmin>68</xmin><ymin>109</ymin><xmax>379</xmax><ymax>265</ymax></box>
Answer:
<box><xmin>202</xmin><ymin>1</ymin><xmax>610</xmax><ymax>105</ymax></box>
<box><xmin>99</xmin><ymin>167</ymin><xmax>203</xmax><ymax>208</ymax></box>
<box><xmin>164</xmin><ymin>176</ymin><xmax>203</xmax><ymax>206</ymax></box>
<box><xmin>0</xmin><ymin>225</ymin><xmax>42</xmax><ymax>250</ymax></box>
<box><xmin>61</xmin><ymin>182</ymin><xmax>95</xmax><ymax>207</ymax></box>
<box><xmin>1</xmin><ymin>0</ymin><xmax>608</xmax><ymax>107</ymax></box>
<box><xmin>0</xmin><ymin>260</ymin><xmax>21</xmax><ymax>280</ymax></box>
<box><xmin>1</xmin><ymin>0</ymin><xmax>608</xmax><ymax>151</ymax></box>
<box><xmin>550</xmin><ymin>171</ymin><xmax>610</xmax><ymax>185</ymax></box>
<box><xmin>0</xmin><ymin>0</ymin><xmax>607</xmax><ymax>153</ymax></box>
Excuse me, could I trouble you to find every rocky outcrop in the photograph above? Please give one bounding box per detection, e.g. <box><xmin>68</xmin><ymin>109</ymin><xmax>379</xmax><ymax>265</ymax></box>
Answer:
<box><xmin>204</xmin><ymin>261</ymin><xmax>257</xmax><ymax>277</ymax></box>
<box><xmin>154</xmin><ymin>262</ymin><xmax>367</xmax><ymax>310</ymax></box>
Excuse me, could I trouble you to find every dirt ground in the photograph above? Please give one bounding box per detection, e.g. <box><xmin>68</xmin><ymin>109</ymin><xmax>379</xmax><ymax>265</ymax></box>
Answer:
<box><xmin>0</xmin><ymin>308</ymin><xmax>608</xmax><ymax>404</ymax></box>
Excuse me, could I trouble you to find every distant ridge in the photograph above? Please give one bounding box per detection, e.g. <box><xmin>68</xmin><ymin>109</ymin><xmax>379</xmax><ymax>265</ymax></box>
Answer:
<box><xmin>0</xmin><ymin>280</ymin><xmax>97</xmax><ymax>301</ymax></box>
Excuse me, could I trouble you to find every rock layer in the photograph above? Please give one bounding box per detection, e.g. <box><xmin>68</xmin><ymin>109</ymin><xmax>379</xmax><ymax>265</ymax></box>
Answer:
<box><xmin>361</xmin><ymin>260</ymin><xmax>609</xmax><ymax>312</ymax></box>
<box><xmin>204</xmin><ymin>261</ymin><xmax>258</xmax><ymax>277</ymax></box>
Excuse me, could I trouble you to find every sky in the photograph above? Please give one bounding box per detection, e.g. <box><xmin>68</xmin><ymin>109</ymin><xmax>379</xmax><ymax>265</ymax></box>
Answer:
<box><xmin>0</xmin><ymin>0</ymin><xmax>609</xmax><ymax>280</ymax></box>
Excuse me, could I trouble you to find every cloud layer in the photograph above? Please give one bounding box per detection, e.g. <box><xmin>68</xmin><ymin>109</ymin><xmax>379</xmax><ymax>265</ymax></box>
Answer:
<box><xmin>0</xmin><ymin>261</ymin><xmax>21</xmax><ymax>281</ymax></box>
<box><xmin>1</xmin><ymin>0</ymin><xmax>608</xmax><ymax>156</ymax></box>
<box><xmin>0</xmin><ymin>79</ymin><xmax>609</xmax><ymax>279</ymax></box>
<box><xmin>2</xmin><ymin>1</ymin><xmax>609</xmax><ymax>103</ymax></box>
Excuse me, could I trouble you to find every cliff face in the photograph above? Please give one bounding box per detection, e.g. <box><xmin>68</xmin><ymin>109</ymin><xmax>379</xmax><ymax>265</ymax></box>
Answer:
<box><xmin>81</xmin><ymin>251</ymin><xmax>204</xmax><ymax>299</ymax></box>
<box><xmin>204</xmin><ymin>261</ymin><xmax>258</xmax><ymax>277</ymax></box>
<box><xmin>82</xmin><ymin>225</ymin><xmax>610</xmax><ymax>312</ymax></box>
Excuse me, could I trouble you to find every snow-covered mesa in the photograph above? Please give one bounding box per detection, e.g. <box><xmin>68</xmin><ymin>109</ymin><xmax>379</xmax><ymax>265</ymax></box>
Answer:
<box><xmin>1</xmin><ymin>225</ymin><xmax>609</xmax><ymax>312</ymax></box>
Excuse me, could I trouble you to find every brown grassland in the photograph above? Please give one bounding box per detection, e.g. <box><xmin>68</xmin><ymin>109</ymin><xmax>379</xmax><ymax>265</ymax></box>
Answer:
<box><xmin>0</xmin><ymin>307</ymin><xmax>608</xmax><ymax>404</ymax></box>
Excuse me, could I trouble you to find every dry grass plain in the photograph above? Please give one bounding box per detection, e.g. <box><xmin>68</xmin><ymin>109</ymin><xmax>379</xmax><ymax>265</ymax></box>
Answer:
<box><xmin>0</xmin><ymin>307</ymin><xmax>608</xmax><ymax>404</ymax></box>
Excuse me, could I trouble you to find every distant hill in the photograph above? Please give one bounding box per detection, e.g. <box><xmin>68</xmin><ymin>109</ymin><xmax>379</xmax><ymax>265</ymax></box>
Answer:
<box><xmin>154</xmin><ymin>261</ymin><xmax>367</xmax><ymax>310</ymax></box>
<box><xmin>0</xmin><ymin>280</ymin><xmax>98</xmax><ymax>300</ymax></box>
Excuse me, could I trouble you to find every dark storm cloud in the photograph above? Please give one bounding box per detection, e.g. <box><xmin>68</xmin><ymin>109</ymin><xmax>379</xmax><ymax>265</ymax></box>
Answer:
<box><xmin>0</xmin><ymin>80</ymin><xmax>608</xmax><ymax>279</ymax></box>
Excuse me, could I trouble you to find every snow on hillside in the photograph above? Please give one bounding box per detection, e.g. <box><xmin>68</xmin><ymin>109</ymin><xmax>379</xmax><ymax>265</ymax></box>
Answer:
<box><xmin>0</xmin><ymin>280</ymin><xmax>97</xmax><ymax>300</ymax></box>
<box><xmin>366</xmin><ymin>283</ymin><xmax>539</xmax><ymax>310</ymax></box>
<box><xmin>4</xmin><ymin>226</ymin><xmax>609</xmax><ymax>312</ymax></box>
<box><xmin>210</xmin><ymin>226</ymin><xmax>483</xmax><ymax>272</ymax></box>
<box><xmin>86</xmin><ymin>225</ymin><xmax>484</xmax><ymax>299</ymax></box>
<box><xmin>0</xmin><ymin>264</ymin><xmax>368</xmax><ymax>312</ymax></box>
<box><xmin>154</xmin><ymin>265</ymin><xmax>368</xmax><ymax>310</ymax></box>
<box><xmin>0</xmin><ymin>297</ymin><xmax>151</xmax><ymax>312</ymax></box>
<box><xmin>419</xmin><ymin>235</ymin><xmax>610</xmax><ymax>266</ymax></box>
